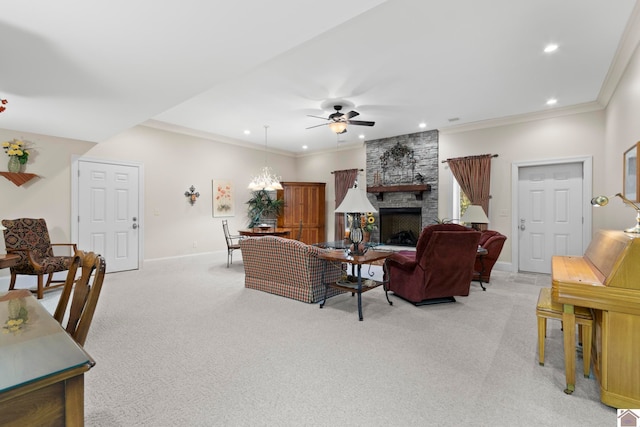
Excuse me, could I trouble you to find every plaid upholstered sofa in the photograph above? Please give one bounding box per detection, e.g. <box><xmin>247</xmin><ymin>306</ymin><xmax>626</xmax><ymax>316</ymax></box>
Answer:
<box><xmin>239</xmin><ymin>236</ymin><xmax>344</xmax><ymax>303</ymax></box>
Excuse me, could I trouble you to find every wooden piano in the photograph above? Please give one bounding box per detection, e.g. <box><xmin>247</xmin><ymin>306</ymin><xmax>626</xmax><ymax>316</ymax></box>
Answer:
<box><xmin>552</xmin><ymin>229</ymin><xmax>640</xmax><ymax>408</ymax></box>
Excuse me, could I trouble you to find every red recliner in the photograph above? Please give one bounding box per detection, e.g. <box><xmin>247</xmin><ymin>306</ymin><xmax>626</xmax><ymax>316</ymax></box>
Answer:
<box><xmin>386</xmin><ymin>224</ymin><xmax>480</xmax><ymax>305</ymax></box>
<box><xmin>473</xmin><ymin>230</ymin><xmax>506</xmax><ymax>283</ymax></box>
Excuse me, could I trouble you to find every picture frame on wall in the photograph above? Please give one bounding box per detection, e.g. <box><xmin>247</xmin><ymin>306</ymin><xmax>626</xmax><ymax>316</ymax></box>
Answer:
<box><xmin>212</xmin><ymin>180</ymin><xmax>234</xmax><ymax>217</ymax></box>
<box><xmin>624</xmin><ymin>143</ymin><xmax>639</xmax><ymax>202</ymax></box>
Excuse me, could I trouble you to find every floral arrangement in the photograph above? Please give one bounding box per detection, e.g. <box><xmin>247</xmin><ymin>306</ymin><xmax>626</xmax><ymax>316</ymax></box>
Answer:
<box><xmin>362</xmin><ymin>212</ymin><xmax>377</xmax><ymax>232</ymax></box>
<box><xmin>2</xmin><ymin>139</ymin><xmax>30</xmax><ymax>164</ymax></box>
<box><xmin>0</xmin><ymin>98</ymin><xmax>7</xmax><ymax>113</ymax></box>
<box><xmin>2</xmin><ymin>298</ymin><xmax>29</xmax><ymax>336</ymax></box>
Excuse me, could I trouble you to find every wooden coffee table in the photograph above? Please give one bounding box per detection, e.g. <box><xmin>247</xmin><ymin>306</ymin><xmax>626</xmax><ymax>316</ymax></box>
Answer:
<box><xmin>318</xmin><ymin>249</ymin><xmax>393</xmax><ymax>321</ymax></box>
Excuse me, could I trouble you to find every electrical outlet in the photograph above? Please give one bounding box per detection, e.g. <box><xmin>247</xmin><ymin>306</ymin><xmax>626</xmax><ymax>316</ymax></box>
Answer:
<box><xmin>154</xmin><ymin>208</ymin><xmax>160</xmax><ymax>216</ymax></box>
<box><xmin>193</xmin><ymin>241</ymin><xmax>197</xmax><ymax>248</ymax></box>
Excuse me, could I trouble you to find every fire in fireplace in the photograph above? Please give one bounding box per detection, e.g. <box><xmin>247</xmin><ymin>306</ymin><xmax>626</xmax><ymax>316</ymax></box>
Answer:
<box><xmin>379</xmin><ymin>207</ymin><xmax>422</xmax><ymax>246</ymax></box>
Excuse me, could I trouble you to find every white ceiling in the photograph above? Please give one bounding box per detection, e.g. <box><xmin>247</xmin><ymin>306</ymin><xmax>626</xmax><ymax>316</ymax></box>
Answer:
<box><xmin>0</xmin><ymin>0</ymin><xmax>637</xmax><ymax>154</ymax></box>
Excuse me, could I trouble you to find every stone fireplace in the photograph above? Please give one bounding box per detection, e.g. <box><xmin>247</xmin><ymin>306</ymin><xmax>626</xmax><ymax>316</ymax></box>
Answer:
<box><xmin>365</xmin><ymin>130</ymin><xmax>439</xmax><ymax>246</ymax></box>
<box><xmin>379</xmin><ymin>207</ymin><xmax>422</xmax><ymax>246</ymax></box>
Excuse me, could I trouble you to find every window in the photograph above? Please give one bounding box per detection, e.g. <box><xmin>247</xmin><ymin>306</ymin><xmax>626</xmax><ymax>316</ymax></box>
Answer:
<box><xmin>453</xmin><ymin>180</ymin><xmax>471</xmax><ymax>222</ymax></box>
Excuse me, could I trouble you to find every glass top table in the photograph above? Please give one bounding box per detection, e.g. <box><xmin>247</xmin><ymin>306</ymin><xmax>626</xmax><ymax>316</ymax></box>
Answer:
<box><xmin>0</xmin><ymin>290</ymin><xmax>94</xmax><ymax>392</ymax></box>
<box><xmin>313</xmin><ymin>240</ymin><xmax>380</xmax><ymax>250</ymax></box>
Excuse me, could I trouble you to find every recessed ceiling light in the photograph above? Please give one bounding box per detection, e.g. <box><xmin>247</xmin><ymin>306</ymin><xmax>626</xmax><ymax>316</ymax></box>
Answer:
<box><xmin>546</xmin><ymin>98</ymin><xmax>558</xmax><ymax>106</ymax></box>
<box><xmin>302</xmin><ymin>145</ymin><xmax>308</xmax><ymax>150</ymax></box>
<box><xmin>243</xmin><ymin>130</ymin><xmax>251</xmax><ymax>135</ymax></box>
<box><xmin>358</xmin><ymin>134</ymin><xmax>365</xmax><ymax>139</ymax></box>
<box><xmin>418</xmin><ymin>122</ymin><xmax>427</xmax><ymax>128</ymax></box>
<box><xmin>544</xmin><ymin>44</ymin><xmax>559</xmax><ymax>53</ymax></box>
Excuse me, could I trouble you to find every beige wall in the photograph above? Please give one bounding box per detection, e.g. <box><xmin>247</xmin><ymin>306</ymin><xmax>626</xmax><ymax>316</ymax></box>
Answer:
<box><xmin>2</xmin><ymin>38</ymin><xmax>640</xmax><ymax>277</ymax></box>
<box><xmin>0</xmin><ymin>125</ymin><xmax>296</xmax><ymax>285</ymax></box>
<box><xmin>438</xmin><ymin>110</ymin><xmax>606</xmax><ymax>268</ymax></box>
<box><xmin>295</xmin><ymin>144</ymin><xmax>366</xmax><ymax>240</ymax></box>
<box><xmin>604</xmin><ymin>42</ymin><xmax>640</xmax><ymax>231</ymax></box>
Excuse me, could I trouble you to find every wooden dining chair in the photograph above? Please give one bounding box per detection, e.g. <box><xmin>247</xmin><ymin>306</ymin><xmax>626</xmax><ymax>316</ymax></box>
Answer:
<box><xmin>53</xmin><ymin>250</ymin><xmax>106</xmax><ymax>346</ymax></box>
<box><xmin>222</xmin><ymin>220</ymin><xmax>242</xmax><ymax>268</ymax></box>
<box><xmin>295</xmin><ymin>220</ymin><xmax>303</xmax><ymax>241</ymax></box>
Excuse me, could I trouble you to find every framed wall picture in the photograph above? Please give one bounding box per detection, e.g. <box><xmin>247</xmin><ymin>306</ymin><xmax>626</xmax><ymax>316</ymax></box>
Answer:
<box><xmin>212</xmin><ymin>180</ymin><xmax>234</xmax><ymax>217</ymax></box>
<box><xmin>624</xmin><ymin>143</ymin><xmax>639</xmax><ymax>202</ymax></box>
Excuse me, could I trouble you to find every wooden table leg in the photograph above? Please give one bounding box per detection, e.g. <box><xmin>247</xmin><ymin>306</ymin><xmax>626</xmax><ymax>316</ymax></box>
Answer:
<box><xmin>562</xmin><ymin>304</ymin><xmax>576</xmax><ymax>394</ymax></box>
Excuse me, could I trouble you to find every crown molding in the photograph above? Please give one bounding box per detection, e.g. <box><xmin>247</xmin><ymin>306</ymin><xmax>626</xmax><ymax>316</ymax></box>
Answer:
<box><xmin>141</xmin><ymin>119</ymin><xmax>295</xmax><ymax>158</ymax></box>
<box><xmin>597</xmin><ymin>1</ymin><xmax>640</xmax><ymax>107</ymax></box>
<box><xmin>438</xmin><ymin>101</ymin><xmax>604</xmax><ymax>135</ymax></box>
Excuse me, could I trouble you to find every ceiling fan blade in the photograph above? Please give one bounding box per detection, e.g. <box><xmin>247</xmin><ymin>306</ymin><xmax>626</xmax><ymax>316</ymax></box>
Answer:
<box><xmin>305</xmin><ymin>123</ymin><xmax>329</xmax><ymax>129</ymax></box>
<box><xmin>307</xmin><ymin>114</ymin><xmax>330</xmax><ymax>121</ymax></box>
<box><xmin>346</xmin><ymin>110</ymin><xmax>359</xmax><ymax>119</ymax></box>
<box><xmin>347</xmin><ymin>120</ymin><xmax>375</xmax><ymax>126</ymax></box>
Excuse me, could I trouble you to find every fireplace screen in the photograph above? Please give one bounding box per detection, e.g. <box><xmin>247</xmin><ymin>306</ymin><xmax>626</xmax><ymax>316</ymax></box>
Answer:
<box><xmin>379</xmin><ymin>208</ymin><xmax>422</xmax><ymax>246</ymax></box>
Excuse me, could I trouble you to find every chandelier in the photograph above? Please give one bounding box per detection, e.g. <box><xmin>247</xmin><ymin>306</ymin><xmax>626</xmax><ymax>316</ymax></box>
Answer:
<box><xmin>248</xmin><ymin>125</ymin><xmax>283</xmax><ymax>191</ymax></box>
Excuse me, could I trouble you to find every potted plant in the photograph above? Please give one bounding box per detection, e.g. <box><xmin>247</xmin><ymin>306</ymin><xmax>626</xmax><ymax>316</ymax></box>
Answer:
<box><xmin>246</xmin><ymin>190</ymin><xmax>284</xmax><ymax>228</ymax></box>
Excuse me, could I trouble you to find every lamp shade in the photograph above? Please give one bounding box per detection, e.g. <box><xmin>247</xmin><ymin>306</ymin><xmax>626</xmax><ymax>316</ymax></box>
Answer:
<box><xmin>461</xmin><ymin>205</ymin><xmax>489</xmax><ymax>224</ymax></box>
<box><xmin>335</xmin><ymin>185</ymin><xmax>376</xmax><ymax>213</ymax></box>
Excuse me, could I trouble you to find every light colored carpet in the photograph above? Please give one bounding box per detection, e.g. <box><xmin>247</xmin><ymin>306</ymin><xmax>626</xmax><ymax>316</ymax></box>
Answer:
<box><xmin>35</xmin><ymin>252</ymin><xmax>616</xmax><ymax>427</ymax></box>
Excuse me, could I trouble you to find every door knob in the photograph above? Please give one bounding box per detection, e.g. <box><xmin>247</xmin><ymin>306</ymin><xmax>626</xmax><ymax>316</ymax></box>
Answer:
<box><xmin>132</xmin><ymin>223</ymin><xmax>138</xmax><ymax>229</ymax></box>
<box><xmin>520</xmin><ymin>218</ymin><xmax>526</xmax><ymax>231</ymax></box>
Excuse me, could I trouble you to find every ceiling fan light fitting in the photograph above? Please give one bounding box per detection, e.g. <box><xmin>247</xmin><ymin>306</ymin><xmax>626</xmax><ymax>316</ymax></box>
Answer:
<box><xmin>328</xmin><ymin>121</ymin><xmax>347</xmax><ymax>134</ymax></box>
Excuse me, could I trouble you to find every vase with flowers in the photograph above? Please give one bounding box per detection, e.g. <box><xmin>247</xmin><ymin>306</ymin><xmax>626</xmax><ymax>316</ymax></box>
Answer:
<box><xmin>2</xmin><ymin>139</ymin><xmax>30</xmax><ymax>173</ymax></box>
<box><xmin>361</xmin><ymin>212</ymin><xmax>378</xmax><ymax>242</ymax></box>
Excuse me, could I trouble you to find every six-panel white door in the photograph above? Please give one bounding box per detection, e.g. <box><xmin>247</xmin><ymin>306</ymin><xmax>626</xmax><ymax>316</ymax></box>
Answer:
<box><xmin>518</xmin><ymin>162</ymin><xmax>583</xmax><ymax>274</ymax></box>
<box><xmin>78</xmin><ymin>160</ymin><xmax>140</xmax><ymax>272</ymax></box>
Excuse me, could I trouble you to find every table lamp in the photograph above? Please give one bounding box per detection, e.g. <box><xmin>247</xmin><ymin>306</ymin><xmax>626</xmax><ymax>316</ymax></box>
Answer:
<box><xmin>335</xmin><ymin>182</ymin><xmax>377</xmax><ymax>255</ymax></box>
<box><xmin>591</xmin><ymin>193</ymin><xmax>640</xmax><ymax>233</ymax></box>
<box><xmin>460</xmin><ymin>205</ymin><xmax>489</xmax><ymax>230</ymax></box>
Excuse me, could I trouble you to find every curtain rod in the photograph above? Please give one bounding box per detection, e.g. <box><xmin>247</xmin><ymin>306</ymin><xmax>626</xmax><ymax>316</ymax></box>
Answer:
<box><xmin>331</xmin><ymin>169</ymin><xmax>364</xmax><ymax>174</ymax></box>
<box><xmin>441</xmin><ymin>154</ymin><xmax>498</xmax><ymax>163</ymax></box>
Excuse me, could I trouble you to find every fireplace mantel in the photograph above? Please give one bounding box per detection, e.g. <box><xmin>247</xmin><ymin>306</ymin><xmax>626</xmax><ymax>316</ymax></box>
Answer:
<box><xmin>367</xmin><ymin>184</ymin><xmax>431</xmax><ymax>201</ymax></box>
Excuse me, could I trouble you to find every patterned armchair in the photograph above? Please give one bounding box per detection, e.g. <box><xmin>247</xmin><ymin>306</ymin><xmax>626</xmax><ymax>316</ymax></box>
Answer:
<box><xmin>2</xmin><ymin>218</ymin><xmax>77</xmax><ymax>299</ymax></box>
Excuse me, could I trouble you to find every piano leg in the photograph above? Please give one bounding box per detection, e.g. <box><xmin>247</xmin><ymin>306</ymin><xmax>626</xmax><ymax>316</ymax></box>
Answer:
<box><xmin>562</xmin><ymin>304</ymin><xmax>576</xmax><ymax>394</ymax></box>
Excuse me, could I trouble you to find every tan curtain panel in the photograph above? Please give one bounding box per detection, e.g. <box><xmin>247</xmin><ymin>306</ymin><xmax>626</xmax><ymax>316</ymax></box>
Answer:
<box><xmin>447</xmin><ymin>154</ymin><xmax>493</xmax><ymax>229</ymax></box>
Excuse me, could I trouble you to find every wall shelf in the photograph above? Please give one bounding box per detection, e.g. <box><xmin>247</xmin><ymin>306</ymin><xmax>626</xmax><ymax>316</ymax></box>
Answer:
<box><xmin>367</xmin><ymin>184</ymin><xmax>431</xmax><ymax>201</ymax></box>
<box><xmin>0</xmin><ymin>172</ymin><xmax>39</xmax><ymax>187</ymax></box>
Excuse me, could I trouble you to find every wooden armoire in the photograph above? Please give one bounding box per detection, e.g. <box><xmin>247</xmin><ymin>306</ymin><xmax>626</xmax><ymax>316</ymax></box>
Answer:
<box><xmin>276</xmin><ymin>182</ymin><xmax>325</xmax><ymax>244</ymax></box>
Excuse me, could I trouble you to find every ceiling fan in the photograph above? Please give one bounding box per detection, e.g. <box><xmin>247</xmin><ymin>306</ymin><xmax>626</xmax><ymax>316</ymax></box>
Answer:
<box><xmin>306</xmin><ymin>105</ymin><xmax>375</xmax><ymax>134</ymax></box>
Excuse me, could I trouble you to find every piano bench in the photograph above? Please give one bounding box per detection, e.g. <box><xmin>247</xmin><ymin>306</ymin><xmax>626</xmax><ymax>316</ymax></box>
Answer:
<box><xmin>536</xmin><ymin>287</ymin><xmax>593</xmax><ymax>378</ymax></box>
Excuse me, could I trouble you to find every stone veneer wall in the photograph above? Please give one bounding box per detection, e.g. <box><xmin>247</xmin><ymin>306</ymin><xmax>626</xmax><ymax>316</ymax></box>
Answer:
<box><xmin>365</xmin><ymin>130</ymin><xmax>439</xmax><ymax>242</ymax></box>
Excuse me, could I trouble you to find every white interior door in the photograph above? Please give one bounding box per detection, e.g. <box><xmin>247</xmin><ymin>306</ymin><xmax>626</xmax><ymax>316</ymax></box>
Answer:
<box><xmin>518</xmin><ymin>162</ymin><xmax>583</xmax><ymax>274</ymax></box>
<box><xmin>77</xmin><ymin>160</ymin><xmax>140</xmax><ymax>272</ymax></box>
